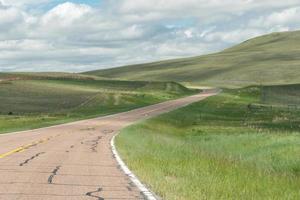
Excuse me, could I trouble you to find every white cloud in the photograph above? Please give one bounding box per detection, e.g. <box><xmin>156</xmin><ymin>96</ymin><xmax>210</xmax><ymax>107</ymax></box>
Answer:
<box><xmin>1</xmin><ymin>0</ymin><xmax>50</xmax><ymax>7</ymax></box>
<box><xmin>204</xmin><ymin>29</ymin><xmax>264</xmax><ymax>43</ymax></box>
<box><xmin>118</xmin><ymin>0</ymin><xmax>300</xmax><ymax>20</ymax></box>
<box><xmin>1</xmin><ymin>1</ymin><xmax>300</xmax><ymax>72</ymax></box>
<box><xmin>41</xmin><ymin>2</ymin><xmax>92</xmax><ymax>26</ymax></box>
<box><xmin>250</xmin><ymin>7</ymin><xmax>300</xmax><ymax>29</ymax></box>
<box><xmin>184</xmin><ymin>30</ymin><xmax>193</xmax><ymax>39</ymax></box>
<box><xmin>0</xmin><ymin>4</ymin><xmax>24</xmax><ymax>25</ymax></box>
<box><xmin>0</xmin><ymin>39</ymin><xmax>52</xmax><ymax>51</ymax></box>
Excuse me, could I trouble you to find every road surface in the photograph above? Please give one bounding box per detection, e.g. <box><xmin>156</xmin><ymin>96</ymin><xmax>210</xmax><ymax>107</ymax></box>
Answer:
<box><xmin>0</xmin><ymin>90</ymin><xmax>217</xmax><ymax>200</ymax></box>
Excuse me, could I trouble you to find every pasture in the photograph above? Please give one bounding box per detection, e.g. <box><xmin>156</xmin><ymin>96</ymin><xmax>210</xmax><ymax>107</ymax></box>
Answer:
<box><xmin>116</xmin><ymin>86</ymin><xmax>300</xmax><ymax>199</ymax></box>
<box><xmin>0</xmin><ymin>76</ymin><xmax>196</xmax><ymax>133</ymax></box>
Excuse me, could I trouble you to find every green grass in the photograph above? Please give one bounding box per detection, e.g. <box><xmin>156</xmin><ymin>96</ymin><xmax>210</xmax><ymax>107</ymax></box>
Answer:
<box><xmin>116</xmin><ymin>86</ymin><xmax>300</xmax><ymax>199</ymax></box>
<box><xmin>0</xmin><ymin>77</ymin><xmax>196</xmax><ymax>134</ymax></box>
<box><xmin>85</xmin><ymin>30</ymin><xmax>300</xmax><ymax>87</ymax></box>
<box><xmin>262</xmin><ymin>84</ymin><xmax>300</xmax><ymax>105</ymax></box>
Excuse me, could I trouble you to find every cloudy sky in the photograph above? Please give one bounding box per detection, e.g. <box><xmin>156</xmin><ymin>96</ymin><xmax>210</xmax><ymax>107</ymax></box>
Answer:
<box><xmin>0</xmin><ymin>0</ymin><xmax>300</xmax><ymax>72</ymax></box>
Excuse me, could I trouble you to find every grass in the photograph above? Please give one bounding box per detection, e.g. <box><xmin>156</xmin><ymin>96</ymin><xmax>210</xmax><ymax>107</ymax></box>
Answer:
<box><xmin>0</xmin><ymin>77</ymin><xmax>196</xmax><ymax>134</ymax></box>
<box><xmin>262</xmin><ymin>84</ymin><xmax>300</xmax><ymax>106</ymax></box>
<box><xmin>85</xmin><ymin>30</ymin><xmax>300</xmax><ymax>87</ymax></box>
<box><xmin>116</xmin><ymin>86</ymin><xmax>300</xmax><ymax>199</ymax></box>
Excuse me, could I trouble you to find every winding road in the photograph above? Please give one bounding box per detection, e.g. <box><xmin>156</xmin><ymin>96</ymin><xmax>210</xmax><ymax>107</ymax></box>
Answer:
<box><xmin>0</xmin><ymin>90</ymin><xmax>217</xmax><ymax>200</ymax></box>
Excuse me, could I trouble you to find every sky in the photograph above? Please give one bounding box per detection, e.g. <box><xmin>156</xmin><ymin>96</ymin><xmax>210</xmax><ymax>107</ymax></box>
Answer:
<box><xmin>1</xmin><ymin>0</ymin><xmax>300</xmax><ymax>72</ymax></box>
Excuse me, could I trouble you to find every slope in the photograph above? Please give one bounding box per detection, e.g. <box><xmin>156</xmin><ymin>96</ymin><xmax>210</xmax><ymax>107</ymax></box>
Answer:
<box><xmin>0</xmin><ymin>75</ymin><xmax>196</xmax><ymax>133</ymax></box>
<box><xmin>84</xmin><ymin>30</ymin><xmax>300</xmax><ymax>87</ymax></box>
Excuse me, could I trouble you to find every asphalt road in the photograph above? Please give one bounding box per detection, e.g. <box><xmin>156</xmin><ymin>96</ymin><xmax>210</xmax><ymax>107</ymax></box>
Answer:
<box><xmin>0</xmin><ymin>89</ymin><xmax>217</xmax><ymax>200</ymax></box>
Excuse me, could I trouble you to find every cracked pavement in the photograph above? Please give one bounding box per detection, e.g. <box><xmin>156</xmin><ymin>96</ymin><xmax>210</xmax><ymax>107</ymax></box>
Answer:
<box><xmin>0</xmin><ymin>90</ymin><xmax>217</xmax><ymax>200</ymax></box>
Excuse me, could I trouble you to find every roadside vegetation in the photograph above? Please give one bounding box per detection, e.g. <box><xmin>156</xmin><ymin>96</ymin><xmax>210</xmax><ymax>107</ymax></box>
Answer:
<box><xmin>262</xmin><ymin>84</ymin><xmax>300</xmax><ymax>105</ymax></box>
<box><xmin>116</xmin><ymin>85</ymin><xmax>300</xmax><ymax>199</ymax></box>
<box><xmin>0</xmin><ymin>73</ymin><xmax>196</xmax><ymax>134</ymax></box>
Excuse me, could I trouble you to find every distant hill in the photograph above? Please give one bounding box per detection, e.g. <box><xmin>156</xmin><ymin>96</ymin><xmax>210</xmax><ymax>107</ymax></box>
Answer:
<box><xmin>0</xmin><ymin>72</ymin><xmax>99</xmax><ymax>81</ymax></box>
<box><xmin>84</xmin><ymin>30</ymin><xmax>300</xmax><ymax>87</ymax></box>
<box><xmin>0</xmin><ymin>73</ymin><xmax>196</xmax><ymax>133</ymax></box>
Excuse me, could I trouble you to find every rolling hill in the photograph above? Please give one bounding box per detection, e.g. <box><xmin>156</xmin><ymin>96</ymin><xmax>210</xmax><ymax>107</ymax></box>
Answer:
<box><xmin>0</xmin><ymin>74</ymin><xmax>196</xmax><ymax>133</ymax></box>
<box><xmin>84</xmin><ymin>30</ymin><xmax>300</xmax><ymax>87</ymax></box>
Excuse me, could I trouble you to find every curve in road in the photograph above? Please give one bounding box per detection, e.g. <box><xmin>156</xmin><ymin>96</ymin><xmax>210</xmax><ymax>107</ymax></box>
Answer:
<box><xmin>0</xmin><ymin>89</ymin><xmax>218</xmax><ymax>200</ymax></box>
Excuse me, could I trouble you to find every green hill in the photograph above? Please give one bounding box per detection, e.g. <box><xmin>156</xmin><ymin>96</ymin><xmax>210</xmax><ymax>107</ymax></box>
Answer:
<box><xmin>0</xmin><ymin>75</ymin><xmax>196</xmax><ymax>133</ymax></box>
<box><xmin>0</xmin><ymin>72</ymin><xmax>99</xmax><ymax>81</ymax></box>
<box><xmin>84</xmin><ymin>30</ymin><xmax>300</xmax><ymax>87</ymax></box>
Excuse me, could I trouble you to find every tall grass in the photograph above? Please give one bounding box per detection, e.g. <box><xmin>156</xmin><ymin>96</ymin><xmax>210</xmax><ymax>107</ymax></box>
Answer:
<box><xmin>116</xmin><ymin>87</ymin><xmax>300</xmax><ymax>199</ymax></box>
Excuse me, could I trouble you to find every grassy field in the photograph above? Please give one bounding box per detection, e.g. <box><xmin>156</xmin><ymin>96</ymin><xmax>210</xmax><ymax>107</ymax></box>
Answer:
<box><xmin>262</xmin><ymin>84</ymin><xmax>300</xmax><ymax>106</ymax></box>
<box><xmin>85</xmin><ymin>30</ymin><xmax>300</xmax><ymax>87</ymax></box>
<box><xmin>0</xmin><ymin>75</ymin><xmax>196</xmax><ymax>134</ymax></box>
<box><xmin>116</xmin><ymin>86</ymin><xmax>300</xmax><ymax>199</ymax></box>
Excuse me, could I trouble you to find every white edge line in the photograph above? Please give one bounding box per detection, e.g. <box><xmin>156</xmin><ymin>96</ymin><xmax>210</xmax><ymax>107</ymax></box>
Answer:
<box><xmin>0</xmin><ymin>95</ymin><xmax>187</xmax><ymax>137</ymax></box>
<box><xmin>111</xmin><ymin>135</ymin><xmax>158</xmax><ymax>200</ymax></box>
<box><xmin>0</xmin><ymin>107</ymin><xmax>153</xmax><ymax>137</ymax></box>
<box><xmin>0</xmin><ymin>89</ymin><xmax>219</xmax><ymax>137</ymax></box>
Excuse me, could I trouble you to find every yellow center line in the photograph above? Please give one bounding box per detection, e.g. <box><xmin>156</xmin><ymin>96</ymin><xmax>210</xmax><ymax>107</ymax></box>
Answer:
<box><xmin>0</xmin><ymin>147</ymin><xmax>24</xmax><ymax>159</ymax></box>
<box><xmin>0</xmin><ymin>134</ymin><xmax>60</xmax><ymax>159</ymax></box>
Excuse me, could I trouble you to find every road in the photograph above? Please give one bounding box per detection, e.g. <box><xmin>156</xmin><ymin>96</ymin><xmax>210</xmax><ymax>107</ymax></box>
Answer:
<box><xmin>0</xmin><ymin>90</ymin><xmax>217</xmax><ymax>200</ymax></box>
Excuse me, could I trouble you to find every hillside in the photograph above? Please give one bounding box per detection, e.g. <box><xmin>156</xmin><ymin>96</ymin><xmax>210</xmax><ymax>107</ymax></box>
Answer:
<box><xmin>0</xmin><ymin>72</ymin><xmax>99</xmax><ymax>81</ymax></box>
<box><xmin>0</xmin><ymin>76</ymin><xmax>196</xmax><ymax>133</ymax></box>
<box><xmin>84</xmin><ymin>30</ymin><xmax>300</xmax><ymax>87</ymax></box>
